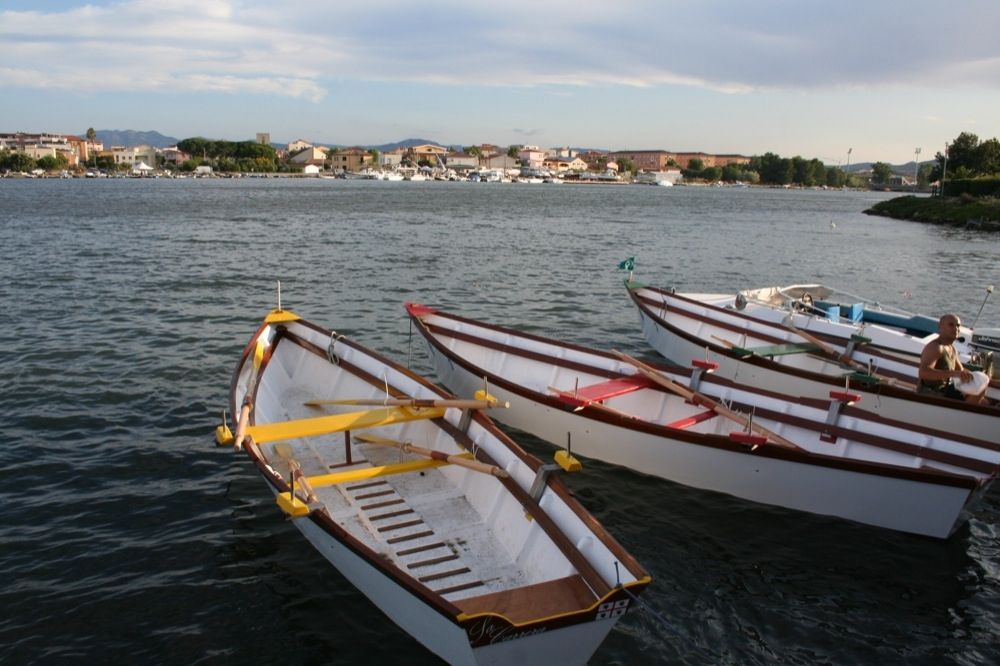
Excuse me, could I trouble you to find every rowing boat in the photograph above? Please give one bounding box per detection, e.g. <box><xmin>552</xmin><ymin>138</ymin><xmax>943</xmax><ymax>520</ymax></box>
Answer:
<box><xmin>736</xmin><ymin>283</ymin><xmax>999</xmax><ymax>387</ymax></box>
<box><xmin>405</xmin><ymin>302</ymin><xmax>1000</xmax><ymax>538</ymax></box>
<box><xmin>626</xmin><ymin>281</ymin><xmax>1000</xmax><ymax>443</ymax></box>
<box><xmin>220</xmin><ymin>309</ymin><xmax>650</xmax><ymax>665</ymax></box>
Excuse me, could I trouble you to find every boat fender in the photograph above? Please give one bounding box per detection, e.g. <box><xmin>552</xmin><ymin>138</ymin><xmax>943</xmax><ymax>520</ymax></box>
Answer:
<box><xmin>734</xmin><ymin>293</ymin><xmax>747</xmax><ymax>310</ymax></box>
<box><xmin>214</xmin><ymin>410</ymin><xmax>234</xmax><ymax>446</ymax></box>
<box><xmin>555</xmin><ymin>449</ymin><xmax>582</xmax><ymax>473</ymax></box>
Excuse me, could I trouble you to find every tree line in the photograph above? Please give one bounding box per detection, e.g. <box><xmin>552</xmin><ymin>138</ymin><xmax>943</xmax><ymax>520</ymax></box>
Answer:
<box><xmin>931</xmin><ymin>132</ymin><xmax>1000</xmax><ymax>180</ymax></box>
<box><xmin>681</xmin><ymin>153</ymin><xmax>866</xmax><ymax>187</ymax></box>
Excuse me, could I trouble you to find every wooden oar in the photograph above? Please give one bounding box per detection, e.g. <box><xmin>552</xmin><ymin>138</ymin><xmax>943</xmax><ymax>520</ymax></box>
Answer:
<box><xmin>711</xmin><ymin>334</ymin><xmax>737</xmax><ymax>348</ymax></box>
<box><xmin>272</xmin><ymin>442</ymin><xmax>320</xmax><ymax>505</ymax></box>
<box><xmin>611</xmin><ymin>350</ymin><xmax>803</xmax><ymax>452</ymax></box>
<box><xmin>355</xmin><ymin>434</ymin><xmax>509</xmax><ymax>478</ymax></box>
<box><xmin>305</xmin><ymin>397</ymin><xmax>509</xmax><ymax>410</ymax></box>
<box><xmin>780</xmin><ymin>320</ymin><xmax>917</xmax><ymax>390</ymax></box>
<box><xmin>234</xmin><ymin>336</ymin><xmax>268</xmax><ymax>450</ymax></box>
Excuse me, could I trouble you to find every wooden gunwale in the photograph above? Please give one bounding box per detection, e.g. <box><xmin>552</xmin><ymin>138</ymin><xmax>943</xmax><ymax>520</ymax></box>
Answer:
<box><xmin>412</xmin><ymin>314</ymin><xmax>986</xmax><ymax>489</ymax></box>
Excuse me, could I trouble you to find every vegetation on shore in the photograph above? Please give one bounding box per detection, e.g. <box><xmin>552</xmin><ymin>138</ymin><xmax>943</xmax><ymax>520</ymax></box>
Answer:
<box><xmin>865</xmin><ymin>195</ymin><xmax>1000</xmax><ymax>226</ymax></box>
<box><xmin>865</xmin><ymin>131</ymin><xmax>1000</xmax><ymax>227</ymax></box>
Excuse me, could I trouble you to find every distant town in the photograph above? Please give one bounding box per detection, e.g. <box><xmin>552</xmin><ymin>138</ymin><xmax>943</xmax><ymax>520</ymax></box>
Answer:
<box><xmin>0</xmin><ymin>130</ymin><xmax>932</xmax><ymax>189</ymax></box>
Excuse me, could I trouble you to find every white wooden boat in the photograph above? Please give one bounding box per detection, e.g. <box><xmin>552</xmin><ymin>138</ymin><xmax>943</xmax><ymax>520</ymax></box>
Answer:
<box><xmin>406</xmin><ymin>303</ymin><xmax>1000</xmax><ymax>538</ymax></box>
<box><xmin>736</xmin><ymin>283</ymin><xmax>999</xmax><ymax>381</ymax></box>
<box><xmin>627</xmin><ymin>282</ymin><xmax>1000</xmax><ymax>443</ymax></box>
<box><xmin>220</xmin><ymin>309</ymin><xmax>650</xmax><ymax>665</ymax></box>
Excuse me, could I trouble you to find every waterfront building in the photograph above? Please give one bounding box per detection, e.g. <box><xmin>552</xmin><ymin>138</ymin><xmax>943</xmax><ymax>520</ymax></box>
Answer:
<box><xmin>542</xmin><ymin>155</ymin><xmax>587</xmax><ymax>173</ymax></box>
<box><xmin>289</xmin><ymin>146</ymin><xmax>328</xmax><ymax>169</ymax></box>
<box><xmin>326</xmin><ymin>147</ymin><xmax>370</xmax><ymax>172</ymax></box>
<box><xmin>109</xmin><ymin>144</ymin><xmax>157</xmax><ymax>168</ymax></box>
<box><xmin>286</xmin><ymin>139</ymin><xmax>314</xmax><ymax>153</ymax></box>
<box><xmin>517</xmin><ymin>147</ymin><xmax>546</xmax><ymax>169</ymax></box>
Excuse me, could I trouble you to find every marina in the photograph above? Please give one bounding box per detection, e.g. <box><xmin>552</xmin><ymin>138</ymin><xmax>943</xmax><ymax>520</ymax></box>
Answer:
<box><xmin>1</xmin><ymin>179</ymin><xmax>998</xmax><ymax>664</ymax></box>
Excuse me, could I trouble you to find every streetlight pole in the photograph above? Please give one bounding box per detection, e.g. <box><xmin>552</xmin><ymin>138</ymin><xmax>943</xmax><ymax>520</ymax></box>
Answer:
<box><xmin>844</xmin><ymin>148</ymin><xmax>852</xmax><ymax>188</ymax></box>
<box><xmin>940</xmin><ymin>143</ymin><xmax>948</xmax><ymax>198</ymax></box>
<box><xmin>913</xmin><ymin>147</ymin><xmax>921</xmax><ymax>191</ymax></box>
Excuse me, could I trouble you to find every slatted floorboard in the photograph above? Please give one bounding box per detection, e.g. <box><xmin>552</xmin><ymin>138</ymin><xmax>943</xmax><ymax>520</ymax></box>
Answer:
<box><xmin>272</xmin><ymin>435</ymin><xmax>524</xmax><ymax>602</ymax></box>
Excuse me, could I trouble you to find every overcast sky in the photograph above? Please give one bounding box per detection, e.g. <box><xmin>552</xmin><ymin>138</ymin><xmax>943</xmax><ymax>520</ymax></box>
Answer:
<box><xmin>2</xmin><ymin>0</ymin><xmax>998</xmax><ymax>164</ymax></box>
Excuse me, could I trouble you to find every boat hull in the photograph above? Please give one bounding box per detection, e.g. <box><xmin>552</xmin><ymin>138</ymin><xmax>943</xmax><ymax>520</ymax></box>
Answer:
<box><xmin>421</xmin><ymin>337</ymin><xmax>974</xmax><ymax>538</ymax></box>
<box><xmin>629</xmin><ymin>285</ymin><xmax>1000</xmax><ymax>444</ymax></box>
<box><xmin>408</xmin><ymin>303</ymin><xmax>999</xmax><ymax>538</ymax></box>
<box><xmin>228</xmin><ymin>312</ymin><xmax>649</xmax><ymax>665</ymax></box>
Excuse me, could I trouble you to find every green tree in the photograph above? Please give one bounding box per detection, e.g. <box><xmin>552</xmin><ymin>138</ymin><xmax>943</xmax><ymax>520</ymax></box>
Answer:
<box><xmin>36</xmin><ymin>154</ymin><xmax>68</xmax><ymax>171</ymax></box>
<box><xmin>686</xmin><ymin>157</ymin><xmax>704</xmax><ymax>172</ymax></box>
<box><xmin>701</xmin><ymin>166</ymin><xmax>722</xmax><ymax>182</ymax></box>
<box><xmin>791</xmin><ymin>157</ymin><xmax>814</xmax><ymax>185</ymax></box>
<box><xmin>810</xmin><ymin>159</ymin><xmax>827</xmax><ymax>186</ymax></box>
<box><xmin>617</xmin><ymin>157</ymin><xmax>636</xmax><ymax>175</ymax></box>
<box><xmin>917</xmin><ymin>163</ymin><xmax>933</xmax><ymax>188</ymax></box>
<box><xmin>1</xmin><ymin>151</ymin><xmax>35</xmax><ymax>172</ymax></box>
<box><xmin>871</xmin><ymin>162</ymin><xmax>893</xmax><ymax>185</ymax></box>
<box><xmin>507</xmin><ymin>144</ymin><xmax>522</xmax><ymax>158</ymax></box>
<box><xmin>85</xmin><ymin>127</ymin><xmax>97</xmax><ymax>167</ymax></box>
<box><xmin>977</xmin><ymin>138</ymin><xmax>1000</xmax><ymax>175</ymax></box>
<box><xmin>825</xmin><ymin>166</ymin><xmax>846</xmax><ymax>188</ymax></box>
<box><xmin>754</xmin><ymin>152</ymin><xmax>793</xmax><ymax>184</ymax></box>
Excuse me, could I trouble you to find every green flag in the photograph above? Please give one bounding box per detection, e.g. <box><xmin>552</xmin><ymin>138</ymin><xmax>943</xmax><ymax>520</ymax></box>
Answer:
<box><xmin>618</xmin><ymin>257</ymin><xmax>635</xmax><ymax>271</ymax></box>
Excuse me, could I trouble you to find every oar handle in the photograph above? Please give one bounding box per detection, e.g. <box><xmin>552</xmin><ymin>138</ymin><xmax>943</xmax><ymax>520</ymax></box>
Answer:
<box><xmin>286</xmin><ymin>459</ymin><xmax>319</xmax><ymax>503</ymax></box>
<box><xmin>233</xmin><ymin>403</ymin><xmax>252</xmax><ymax>450</ymax></box>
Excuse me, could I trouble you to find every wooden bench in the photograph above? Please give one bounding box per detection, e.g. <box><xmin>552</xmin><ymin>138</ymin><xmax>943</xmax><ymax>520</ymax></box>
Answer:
<box><xmin>552</xmin><ymin>375</ymin><xmax>655</xmax><ymax>408</ymax></box>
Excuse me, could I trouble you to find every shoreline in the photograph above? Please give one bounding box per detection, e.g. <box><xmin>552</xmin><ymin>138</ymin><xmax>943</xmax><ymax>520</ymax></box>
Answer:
<box><xmin>864</xmin><ymin>195</ymin><xmax>1000</xmax><ymax>229</ymax></box>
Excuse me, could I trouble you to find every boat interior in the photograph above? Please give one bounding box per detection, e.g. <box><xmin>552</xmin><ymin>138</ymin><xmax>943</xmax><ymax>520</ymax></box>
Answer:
<box><xmin>246</xmin><ymin>332</ymin><xmax>613</xmax><ymax>624</ymax></box>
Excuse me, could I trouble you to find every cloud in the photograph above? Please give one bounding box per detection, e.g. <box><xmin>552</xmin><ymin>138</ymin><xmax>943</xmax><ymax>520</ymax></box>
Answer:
<box><xmin>1</xmin><ymin>0</ymin><xmax>999</xmax><ymax>102</ymax></box>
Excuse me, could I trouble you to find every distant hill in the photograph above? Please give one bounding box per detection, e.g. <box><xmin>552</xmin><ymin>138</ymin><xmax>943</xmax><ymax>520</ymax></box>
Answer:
<box><xmin>317</xmin><ymin>138</ymin><xmax>457</xmax><ymax>152</ymax></box>
<box><xmin>91</xmin><ymin>129</ymin><xmax>179</xmax><ymax>148</ymax></box>
<box><xmin>844</xmin><ymin>160</ymin><xmax>935</xmax><ymax>175</ymax></box>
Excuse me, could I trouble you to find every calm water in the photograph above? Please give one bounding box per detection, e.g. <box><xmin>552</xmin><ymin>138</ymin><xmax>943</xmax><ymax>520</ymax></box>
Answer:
<box><xmin>1</xmin><ymin>179</ymin><xmax>997</xmax><ymax>665</ymax></box>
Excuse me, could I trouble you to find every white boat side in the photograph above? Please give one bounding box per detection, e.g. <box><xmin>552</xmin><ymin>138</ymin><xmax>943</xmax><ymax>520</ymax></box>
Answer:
<box><xmin>627</xmin><ymin>282</ymin><xmax>1000</xmax><ymax>443</ymax></box>
<box><xmin>225</xmin><ymin>311</ymin><xmax>650</xmax><ymax>665</ymax></box>
<box><xmin>406</xmin><ymin>303</ymin><xmax>1000</xmax><ymax>538</ymax></box>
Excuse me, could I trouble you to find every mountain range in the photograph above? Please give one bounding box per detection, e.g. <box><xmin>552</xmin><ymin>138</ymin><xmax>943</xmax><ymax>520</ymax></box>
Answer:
<box><xmin>89</xmin><ymin>130</ymin><xmax>454</xmax><ymax>153</ymax></box>
<box><xmin>90</xmin><ymin>129</ymin><xmax>180</xmax><ymax>148</ymax></box>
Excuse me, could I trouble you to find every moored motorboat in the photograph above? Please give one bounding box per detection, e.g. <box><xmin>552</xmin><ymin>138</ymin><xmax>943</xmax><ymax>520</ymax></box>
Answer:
<box><xmin>406</xmin><ymin>302</ymin><xmax>1000</xmax><ymax>538</ymax></box>
<box><xmin>626</xmin><ymin>281</ymin><xmax>1000</xmax><ymax>443</ymax></box>
<box><xmin>220</xmin><ymin>308</ymin><xmax>650</xmax><ymax>665</ymax></box>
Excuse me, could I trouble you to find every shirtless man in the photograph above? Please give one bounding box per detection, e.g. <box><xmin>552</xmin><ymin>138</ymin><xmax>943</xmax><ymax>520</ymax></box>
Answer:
<box><xmin>918</xmin><ymin>314</ymin><xmax>987</xmax><ymax>404</ymax></box>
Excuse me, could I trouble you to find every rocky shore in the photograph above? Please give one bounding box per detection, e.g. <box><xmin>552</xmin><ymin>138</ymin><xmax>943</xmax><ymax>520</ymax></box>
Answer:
<box><xmin>864</xmin><ymin>195</ymin><xmax>1000</xmax><ymax>229</ymax></box>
